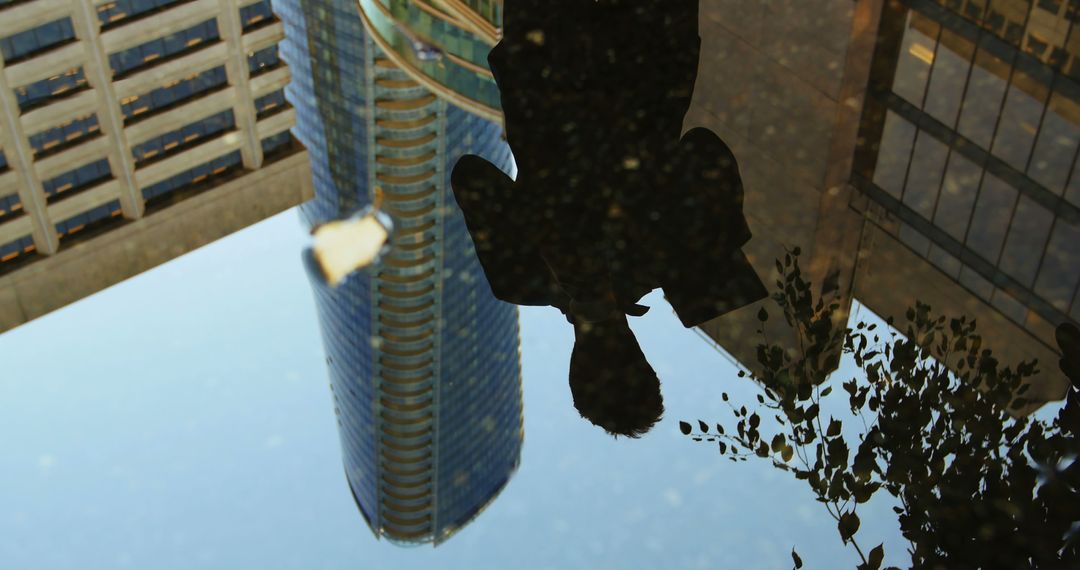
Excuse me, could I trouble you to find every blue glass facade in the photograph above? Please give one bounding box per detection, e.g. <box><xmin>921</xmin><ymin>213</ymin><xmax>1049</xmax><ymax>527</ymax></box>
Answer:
<box><xmin>279</xmin><ymin>0</ymin><xmax>522</xmax><ymax>544</ymax></box>
<box><xmin>0</xmin><ymin>17</ymin><xmax>75</xmax><ymax>64</ymax></box>
<box><xmin>14</xmin><ymin>66</ymin><xmax>89</xmax><ymax>112</ymax></box>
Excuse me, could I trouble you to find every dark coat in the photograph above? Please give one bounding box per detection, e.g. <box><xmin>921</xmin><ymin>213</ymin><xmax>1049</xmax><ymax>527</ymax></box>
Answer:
<box><xmin>451</xmin><ymin>0</ymin><xmax>767</xmax><ymax>327</ymax></box>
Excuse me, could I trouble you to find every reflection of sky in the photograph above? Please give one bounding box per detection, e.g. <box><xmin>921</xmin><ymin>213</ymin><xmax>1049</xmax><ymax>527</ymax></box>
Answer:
<box><xmin>1</xmin><ymin>209</ymin><xmax>911</xmax><ymax>569</ymax></box>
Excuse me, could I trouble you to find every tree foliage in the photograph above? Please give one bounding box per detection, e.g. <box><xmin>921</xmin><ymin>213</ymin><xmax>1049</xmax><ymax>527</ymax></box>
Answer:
<box><xmin>684</xmin><ymin>249</ymin><xmax>1080</xmax><ymax>569</ymax></box>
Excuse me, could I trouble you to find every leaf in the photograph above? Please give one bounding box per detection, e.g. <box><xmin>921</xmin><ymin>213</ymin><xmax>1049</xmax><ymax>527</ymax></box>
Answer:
<box><xmin>749</xmin><ymin>413</ymin><xmax>760</xmax><ymax>428</ymax></box>
<box><xmin>791</xmin><ymin>548</ymin><xmax>803</xmax><ymax>569</ymax></box>
<box><xmin>678</xmin><ymin>421</ymin><xmax>692</xmax><ymax>435</ymax></box>
<box><xmin>781</xmin><ymin>445</ymin><xmax>794</xmax><ymax>462</ymax></box>
<box><xmin>716</xmin><ymin>423</ymin><xmax>725</xmax><ymax>435</ymax></box>
<box><xmin>771</xmin><ymin>433</ymin><xmax>785</xmax><ymax>453</ymax></box>
<box><xmin>698</xmin><ymin>420</ymin><xmax>710</xmax><ymax>433</ymax></box>
<box><xmin>838</xmin><ymin>511</ymin><xmax>860</xmax><ymax>542</ymax></box>
<box><xmin>854</xmin><ymin>482</ymin><xmax>880</xmax><ymax>503</ymax></box>
<box><xmin>867</xmin><ymin>544</ymin><xmax>884</xmax><ymax>570</ymax></box>
<box><xmin>719</xmin><ymin>441</ymin><xmax>728</xmax><ymax>454</ymax></box>
<box><xmin>820</xmin><ymin>386</ymin><xmax>833</xmax><ymax>397</ymax></box>
<box><xmin>827</xmin><ymin>418</ymin><xmax>842</xmax><ymax>437</ymax></box>
<box><xmin>758</xmin><ymin>307</ymin><xmax>769</xmax><ymax>322</ymax></box>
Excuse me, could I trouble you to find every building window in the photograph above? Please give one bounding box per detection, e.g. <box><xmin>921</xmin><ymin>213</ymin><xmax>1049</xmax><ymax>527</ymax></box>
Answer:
<box><xmin>97</xmin><ymin>0</ymin><xmax>190</xmax><ymax>30</ymax></box>
<box><xmin>965</xmin><ymin>172</ymin><xmax>1018</xmax><ymax>264</ymax></box>
<box><xmin>254</xmin><ymin>89</ymin><xmax>287</xmax><ymax>118</ymax></box>
<box><xmin>0</xmin><ymin>18</ymin><xmax>76</xmax><ymax>64</ymax></box>
<box><xmin>28</xmin><ymin>114</ymin><xmax>101</xmax><ymax>158</ymax></box>
<box><xmin>997</xmin><ymin>195</ymin><xmax>1054</xmax><ymax>287</ymax></box>
<box><xmin>55</xmin><ymin>199</ymin><xmax>123</xmax><ymax>240</ymax></box>
<box><xmin>0</xmin><ymin>192</ymin><xmax>21</xmax><ymax>221</ymax></box>
<box><xmin>108</xmin><ymin>19</ymin><xmax>220</xmax><ymax>78</ymax></box>
<box><xmin>247</xmin><ymin>45</ymin><xmax>282</xmax><ymax>76</ymax></box>
<box><xmin>1033</xmin><ymin>219</ymin><xmax>1080</xmax><ymax>312</ymax></box>
<box><xmin>241</xmin><ymin>0</ymin><xmax>276</xmax><ymax>31</ymax></box>
<box><xmin>41</xmin><ymin>158</ymin><xmax>112</xmax><ymax>201</ymax></box>
<box><xmin>990</xmin><ymin>68</ymin><xmax>1049</xmax><ymax>173</ymax></box>
<box><xmin>872</xmin><ymin>111</ymin><xmax>917</xmax><ymax>198</ymax></box>
<box><xmin>933</xmin><ymin>150</ymin><xmax>982</xmax><ymax>242</ymax></box>
<box><xmin>120</xmin><ymin>66</ymin><xmax>228</xmax><ymax>123</ymax></box>
<box><xmin>141</xmin><ymin>149</ymin><xmax>242</xmax><ymax>203</ymax></box>
<box><xmin>14</xmin><ymin>67</ymin><xmax>90</xmax><ymax>112</ymax></box>
<box><xmin>132</xmin><ymin>109</ymin><xmax>235</xmax><ymax>166</ymax></box>
<box><xmin>261</xmin><ymin>130</ymin><xmax>292</xmax><ymax>158</ymax></box>
<box><xmin>0</xmin><ymin>235</ymin><xmax>34</xmax><ymax>263</ymax></box>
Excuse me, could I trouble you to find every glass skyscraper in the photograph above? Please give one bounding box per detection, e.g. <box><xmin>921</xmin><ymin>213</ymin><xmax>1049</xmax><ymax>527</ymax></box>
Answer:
<box><xmin>277</xmin><ymin>0</ymin><xmax>523</xmax><ymax>545</ymax></box>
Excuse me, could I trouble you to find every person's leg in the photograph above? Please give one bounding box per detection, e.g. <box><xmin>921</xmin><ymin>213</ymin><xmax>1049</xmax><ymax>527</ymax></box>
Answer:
<box><xmin>450</xmin><ymin>154</ymin><xmax>565</xmax><ymax>308</ymax></box>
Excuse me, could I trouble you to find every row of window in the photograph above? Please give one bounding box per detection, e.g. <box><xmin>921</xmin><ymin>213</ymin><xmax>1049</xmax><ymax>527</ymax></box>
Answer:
<box><xmin>919</xmin><ymin>0</ymin><xmax>1080</xmax><ymax>82</ymax></box>
<box><xmin>889</xmin><ymin>11</ymin><xmax>1080</xmax><ymax>196</ymax></box>
<box><xmin>55</xmin><ymin>199</ymin><xmax>122</xmax><ymax>241</ymax></box>
<box><xmin>131</xmin><ymin>108</ymin><xmax>235</xmax><ymax>165</ymax></box>
<box><xmin>141</xmin><ymin>149</ymin><xmax>241</xmax><ymax>202</ymax></box>
<box><xmin>0</xmin><ymin>17</ymin><xmax>75</xmax><ymax>64</ymax></box>
<box><xmin>14</xmin><ymin>67</ymin><xmax>89</xmax><ymax>112</ymax></box>
<box><xmin>0</xmin><ymin>235</ymin><xmax>33</xmax><ymax>264</ymax></box>
<box><xmin>0</xmin><ymin>131</ymin><xmax>294</xmax><ymax>264</ymax></box>
<box><xmin>28</xmin><ymin>114</ymin><xmax>101</xmax><ymax>159</ymax></box>
<box><xmin>254</xmin><ymin>89</ymin><xmax>287</xmax><ymax>118</ymax></box>
<box><xmin>899</xmin><ymin>213</ymin><xmax>1080</xmax><ymax>325</ymax></box>
<box><xmin>121</xmin><ymin>65</ymin><xmax>228</xmax><ymax>123</ymax></box>
<box><xmin>109</xmin><ymin>19</ymin><xmax>220</xmax><ymax>78</ymax></box>
<box><xmin>42</xmin><ymin>158</ymin><xmax>111</xmax><ymax>201</ymax></box>
<box><xmin>241</xmin><ymin>0</ymin><xmax>275</xmax><ymax>31</ymax></box>
<box><xmin>1</xmin><ymin>0</ymin><xmax>281</xmax><ymax>72</ymax></box>
<box><xmin>0</xmin><ymin>192</ymin><xmax>20</xmax><ymax>221</ymax></box>
<box><xmin>97</xmin><ymin>0</ymin><xmax>190</xmax><ymax>30</ymax></box>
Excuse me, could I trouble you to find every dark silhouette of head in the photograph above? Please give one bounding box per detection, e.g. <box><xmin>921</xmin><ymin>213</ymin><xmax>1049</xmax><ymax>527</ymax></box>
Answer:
<box><xmin>568</xmin><ymin>316</ymin><xmax>664</xmax><ymax>438</ymax></box>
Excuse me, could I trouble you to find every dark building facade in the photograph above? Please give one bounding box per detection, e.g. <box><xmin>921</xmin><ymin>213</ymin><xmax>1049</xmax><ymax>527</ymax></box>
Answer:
<box><xmin>277</xmin><ymin>0</ymin><xmax>523</xmax><ymax>545</ymax></box>
<box><xmin>692</xmin><ymin>0</ymin><xmax>1073</xmax><ymax>405</ymax></box>
<box><xmin>854</xmin><ymin>0</ymin><xmax>1080</xmax><ymax>340</ymax></box>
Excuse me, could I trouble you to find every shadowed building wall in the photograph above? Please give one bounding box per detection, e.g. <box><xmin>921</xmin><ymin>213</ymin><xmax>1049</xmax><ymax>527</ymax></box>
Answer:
<box><xmin>278</xmin><ymin>0</ymin><xmax>523</xmax><ymax>545</ymax></box>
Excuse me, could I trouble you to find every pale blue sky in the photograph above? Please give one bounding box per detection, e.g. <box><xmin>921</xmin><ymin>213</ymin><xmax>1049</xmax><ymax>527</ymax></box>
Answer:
<box><xmin>0</xmin><ymin>209</ymin><xmax>909</xmax><ymax>569</ymax></box>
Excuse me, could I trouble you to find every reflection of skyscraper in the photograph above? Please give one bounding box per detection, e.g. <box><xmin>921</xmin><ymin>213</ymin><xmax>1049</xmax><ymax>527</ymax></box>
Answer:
<box><xmin>692</xmin><ymin>0</ymin><xmax>1073</xmax><ymax>404</ymax></box>
<box><xmin>278</xmin><ymin>0</ymin><xmax>523</xmax><ymax>544</ymax></box>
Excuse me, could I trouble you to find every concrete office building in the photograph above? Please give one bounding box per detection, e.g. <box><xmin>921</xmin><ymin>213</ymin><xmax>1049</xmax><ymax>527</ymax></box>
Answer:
<box><xmin>0</xmin><ymin>0</ymin><xmax>311</xmax><ymax>332</ymax></box>
<box><xmin>279</xmin><ymin>0</ymin><xmax>523</xmax><ymax>544</ymax></box>
<box><xmin>693</xmin><ymin>0</ymin><xmax>1075</xmax><ymax>404</ymax></box>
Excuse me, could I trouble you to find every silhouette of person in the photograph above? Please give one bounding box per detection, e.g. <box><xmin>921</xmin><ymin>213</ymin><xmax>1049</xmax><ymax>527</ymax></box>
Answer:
<box><xmin>451</xmin><ymin>0</ymin><xmax>767</xmax><ymax>437</ymax></box>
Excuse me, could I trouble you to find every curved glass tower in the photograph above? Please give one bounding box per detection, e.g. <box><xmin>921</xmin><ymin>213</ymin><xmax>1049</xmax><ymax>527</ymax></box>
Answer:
<box><xmin>276</xmin><ymin>0</ymin><xmax>522</xmax><ymax>544</ymax></box>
